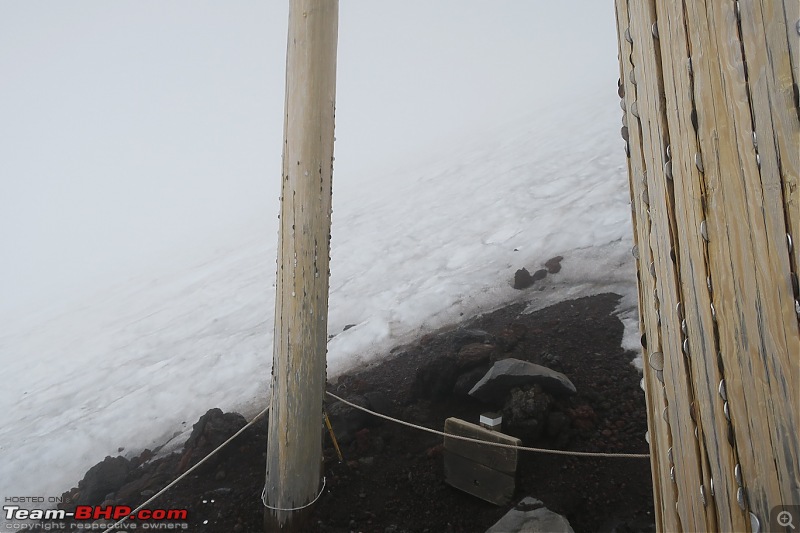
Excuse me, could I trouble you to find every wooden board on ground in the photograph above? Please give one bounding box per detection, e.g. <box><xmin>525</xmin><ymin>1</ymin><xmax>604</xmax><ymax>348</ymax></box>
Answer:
<box><xmin>444</xmin><ymin>450</ymin><xmax>516</xmax><ymax>506</ymax></box>
<box><xmin>443</xmin><ymin>417</ymin><xmax>521</xmax><ymax>505</ymax></box>
<box><xmin>444</xmin><ymin>418</ymin><xmax>520</xmax><ymax>473</ymax></box>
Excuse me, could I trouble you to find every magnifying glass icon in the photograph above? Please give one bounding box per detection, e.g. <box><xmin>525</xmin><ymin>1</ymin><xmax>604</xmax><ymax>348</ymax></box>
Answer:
<box><xmin>778</xmin><ymin>510</ymin><xmax>796</xmax><ymax>530</ymax></box>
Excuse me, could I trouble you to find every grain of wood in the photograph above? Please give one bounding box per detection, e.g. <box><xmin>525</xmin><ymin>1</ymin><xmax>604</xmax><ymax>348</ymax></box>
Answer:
<box><xmin>780</xmin><ymin>0</ymin><xmax>799</xmax><ymax>98</ymax></box>
<box><xmin>443</xmin><ymin>418</ymin><xmax>520</xmax><ymax>474</ymax></box>
<box><xmin>653</xmin><ymin>1</ymin><xmax>749</xmax><ymax>530</ymax></box>
<box><xmin>684</xmin><ymin>0</ymin><xmax>800</xmax><ymax>523</ymax></box>
<box><xmin>616</xmin><ymin>0</ymin><xmax>799</xmax><ymax>530</ymax></box>
<box><xmin>738</xmin><ymin>0</ymin><xmax>800</xmax><ymax>296</ymax></box>
<box><xmin>443</xmin><ymin>451</ymin><xmax>516</xmax><ymax>506</ymax></box>
<box><xmin>442</xmin><ymin>418</ymin><xmax>519</xmax><ymax>506</ymax></box>
<box><xmin>627</xmin><ymin>0</ymin><xmax>712</xmax><ymax>528</ymax></box>
<box><xmin>614</xmin><ymin>1</ymin><xmax>678</xmax><ymax>530</ymax></box>
<box><xmin>265</xmin><ymin>1</ymin><xmax>339</xmax><ymax>530</ymax></box>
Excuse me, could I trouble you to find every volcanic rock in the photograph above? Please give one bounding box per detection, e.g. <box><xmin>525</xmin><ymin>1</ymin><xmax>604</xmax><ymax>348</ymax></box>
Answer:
<box><xmin>513</xmin><ymin>268</ymin><xmax>534</xmax><ymax>289</ymax></box>
<box><xmin>456</xmin><ymin>342</ymin><xmax>494</xmax><ymax>368</ymax></box>
<box><xmin>485</xmin><ymin>497</ymin><xmax>574</xmax><ymax>533</ymax></box>
<box><xmin>327</xmin><ymin>396</ymin><xmax>372</xmax><ymax>445</ymax></box>
<box><xmin>545</xmin><ymin>256</ymin><xmax>564</xmax><ymax>273</ymax></box>
<box><xmin>469</xmin><ymin>358</ymin><xmax>576</xmax><ymax>404</ymax></box>
<box><xmin>75</xmin><ymin>456</ymin><xmax>131</xmax><ymax>505</ymax></box>
<box><xmin>532</xmin><ymin>268</ymin><xmax>548</xmax><ymax>282</ymax></box>
<box><xmin>179</xmin><ymin>408</ymin><xmax>247</xmax><ymax>472</ymax></box>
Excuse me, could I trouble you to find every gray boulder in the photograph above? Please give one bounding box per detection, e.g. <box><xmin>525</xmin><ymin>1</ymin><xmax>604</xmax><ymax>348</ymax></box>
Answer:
<box><xmin>485</xmin><ymin>497</ymin><xmax>574</xmax><ymax>533</ymax></box>
<box><xmin>469</xmin><ymin>358</ymin><xmax>576</xmax><ymax>403</ymax></box>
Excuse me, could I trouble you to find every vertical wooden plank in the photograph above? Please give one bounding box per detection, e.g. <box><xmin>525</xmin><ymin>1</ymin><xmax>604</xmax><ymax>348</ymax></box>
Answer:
<box><xmin>737</xmin><ymin>0</ymin><xmax>800</xmax><ymax>509</ymax></box>
<box><xmin>628</xmin><ymin>0</ymin><xmax>713</xmax><ymax>529</ymax></box>
<box><xmin>780</xmin><ymin>0</ymin><xmax>799</xmax><ymax>100</ymax></box>
<box><xmin>614</xmin><ymin>1</ymin><xmax>679</xmax><ymax>531</ymax></box>
<box><xmin>652</xmin><ymin>1</ymin><xmax>749</xmax><ymax>530</ymax></box>
<box><xmin>265</xmin><ymin>1</ymin><xmax>339</xmax><ymax>531</ymax></box>
<box><xmin>738</xmin><ymin>0</ymin><xmax>800</xmax><ymax>313</ymax></box>
<box><xmin>684</xmin><ymin>0</ymin><xmax>800</xmax><ymax>526</ymax></box>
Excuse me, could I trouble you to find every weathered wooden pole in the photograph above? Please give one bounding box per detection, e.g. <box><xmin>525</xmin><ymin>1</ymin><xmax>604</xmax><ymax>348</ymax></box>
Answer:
<box><xmin>265</xmin><ymin>1</ymin><xmax>338</xmax><ymax>531</ymax></box>
<box><xmin>615</xmin><ymin>0</ymin><xmax>799</xmax><ymax>531</ymax></box>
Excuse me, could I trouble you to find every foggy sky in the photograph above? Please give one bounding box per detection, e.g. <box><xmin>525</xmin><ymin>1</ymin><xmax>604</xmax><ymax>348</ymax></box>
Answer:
<box><xmin>0</xmin><ymin>1</ymin><xmax>620</xmax><ymax>317</ymax></box>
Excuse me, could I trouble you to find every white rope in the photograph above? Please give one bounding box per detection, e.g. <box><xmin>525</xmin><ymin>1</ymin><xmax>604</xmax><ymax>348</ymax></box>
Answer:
<box><xmin>106</xmin><ymin>403</ymin><xmax>271</xmax><ymax>532</ymax></box>
<box><xmin>99</xmin><ymin>383</ymin><xmax>645</xmax><ymax>532</ymax></box>
<box><xmin>261</xmin><ymin>477</ymin><xmax>327</xmax><ymax>512</ymax></box>
<box><xmin>326</xmin><ymin>391</ymin><xmax>650</xmax><ymax>459</ymax></box>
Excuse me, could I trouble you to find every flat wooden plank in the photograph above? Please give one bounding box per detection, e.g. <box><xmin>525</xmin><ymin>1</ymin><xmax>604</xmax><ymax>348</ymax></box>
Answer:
<box><xmin>627</xmin><ymin>0</ymin><xmax>713</xmax><ymax>529</ymax></box>
<box><xmin>613</xmin><ymin>1</ymin><xmax>678</xmax><ymax>530</ymax></box>
<box><xmin>443</xmin><ymin>418</ymin><xmax>520</xmax><ymax>474</ymax></box>
<box><xmin>443</xmin><ymin>450</ymin><xmax>515</xmax><ymax>506</ymax></box>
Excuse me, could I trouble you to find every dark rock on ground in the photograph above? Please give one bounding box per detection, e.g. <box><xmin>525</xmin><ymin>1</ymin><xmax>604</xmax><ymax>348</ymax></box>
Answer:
<box><xmin>513</xmin><ymin>267</ymin><xmax>548</xmax><ymax>289</ymax></box>
<box><xmin>453</xmin><ymin>366</ymin><xmax>492</xmax><ymax>396</ymax></box>
<box><xmin>545</xmin><ymin>256</ymin><xmax>564</xmax><ymax>273</ymax></box>
<box><xmin>129</xmin><ymin>448</ymin><xmax>153</xmax><ymax>469</ymax></box>
<box><xmin>456</xmin><ymin>342</ymin><xmax>494</xmax><ymax>368</ymax></box>
<box><xmin>532</xmin><ymin>268</ymin><xmax>548</xmax><ymax>283</ymax></box>
<box><xmin>513</xmin><ymin>268</ymin><xmax>534</xmax><ymax>289</ymax></box>
<box><xmin>451</xmin><ymin>327</ymin><xmax>494</xmax><ymax>347</ymax></box>
<box><xmin>74</xmin><ymin>455</ymin><xmax>131</xmax><ymax>505</ymax></box>
<box><xmin>546</xmin><ymin>411</ymin><xmax>571</xmax><ymax>440</ymax></box>
<box><xmin>363</xmin><ymin>391</ymin><xmax>394</xmax><ymax>417</ymax></box>
<box><xmin>541</xmin><ymin>351</ymin><xmax>563</xmax><ymax>368</ymax></box>
<box><xmin>413</xmin><ymin>355</ymin><xmax>460</xmax><ymax>399</ymax></box>
<box><xmin>502</xmin><ymin>385</ymin><xmax>553</xmax><ymax>442</ymax></box>
<box><xmin>568</xmin><ymin>404</ymin><xmax>598</xmax><ymax>434</ymax></box>
<box><xmin>115</xmin><ymin>469</ymin><xmax>172</xmax><ymax>505</ymax></box>
<box><xmin>469</xmin><ymin>358</ymin><xmax>577</xmax><ymax>404</ymax></box>
<box><xmin>179</xmin><ymin>408</ymin><xmax>247</xmax><ymax>473</ymax></box>
<box><xmin>327</xmin><ymin>396</ymin><xmax>372</xmax><ymax>445</ymax></box>
<box><xmin>414</xmin><ymin>341</ymin><xmax>495</xmax><ymax>400</ymax></box>
<box><xmin>499</xmin><ymin>322</ymin><xmax>528</xmax><ymax>350</ymax></box>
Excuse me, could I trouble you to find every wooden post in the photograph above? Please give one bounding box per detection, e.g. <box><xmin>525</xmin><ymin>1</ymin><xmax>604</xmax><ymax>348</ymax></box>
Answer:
<box><xmin>615</xmin><ymin>0</ymin><xmax>799</xmax><ymax>531</ymax></box>
<box><xmin>265</xmin><ymin>1</ymin><xmax>338</xmax><ymax>531</ymax></box>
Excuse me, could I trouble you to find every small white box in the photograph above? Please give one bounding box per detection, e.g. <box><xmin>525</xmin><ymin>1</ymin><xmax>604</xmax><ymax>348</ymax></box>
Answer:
<box><xmin>480</xmin><ymin>412</ymin><xmax>502</xmax><ymax>430</ymax></box>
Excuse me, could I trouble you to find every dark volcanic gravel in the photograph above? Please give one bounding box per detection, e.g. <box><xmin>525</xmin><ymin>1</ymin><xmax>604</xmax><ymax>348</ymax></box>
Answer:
<box><xmin>57</xmin><ymin>292</ymin><xmax>655</xmax><ymax>533</ymax></box>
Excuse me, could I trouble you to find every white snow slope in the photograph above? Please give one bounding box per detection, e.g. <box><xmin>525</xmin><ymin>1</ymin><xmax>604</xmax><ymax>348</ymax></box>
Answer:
<box><xmin>0</xmin><ymin>86</ymin><xmax>640</xmax><ymax>514</ymax></box>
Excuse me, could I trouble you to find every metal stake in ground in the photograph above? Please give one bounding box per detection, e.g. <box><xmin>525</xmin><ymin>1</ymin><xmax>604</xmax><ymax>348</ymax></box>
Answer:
<box><xmin>265</xmin><ymin>1</ymin><xmax>338</xmax><ymax>531</ymax></box>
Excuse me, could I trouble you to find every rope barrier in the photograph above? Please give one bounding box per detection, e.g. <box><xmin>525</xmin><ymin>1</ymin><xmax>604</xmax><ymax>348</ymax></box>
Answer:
<box><xmin>326</xmin><ymin>391</ymin><xmax>650</xmax><ymax>459</ymax></box>
<box><xmin>99</xmin><ymin>385</ymin><xmax>646</xmax><ymax>532</ymax></box>
<box><xmin>106</xmin><ymin>403</ymin><xmax>271</xmax><ymax>533</ymax></box>
<box><xmin>261</xmin><ymin>477</ymin><xmax>327</xmax><ymax>512</ymax></box>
